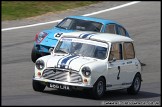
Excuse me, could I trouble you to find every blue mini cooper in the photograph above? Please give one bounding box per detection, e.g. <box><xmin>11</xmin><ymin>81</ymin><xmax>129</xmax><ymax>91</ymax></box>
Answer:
<box><xmin>31</xmin><ymin>15</ymin><xmax>130</xmax><ymax>63</ymax></box>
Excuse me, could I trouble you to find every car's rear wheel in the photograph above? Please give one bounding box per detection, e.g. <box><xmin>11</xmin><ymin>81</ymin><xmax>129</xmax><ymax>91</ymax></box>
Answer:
<box><xmin>92</xmin><ymin>77</ymin><xmax>106</xmax><ymax>99</ymax></box>
<box><xmin>127</xmin><ymin>73</ymin><xmax>141</xmax><ymax>95</ymax></box>
<box><xmin>31</xmin><ymin>46</ymin><xmax>41</xmax><ymax>63</ymax></box>
<box><xmin>32</xmin><ymin>80</ymin><xmax>46</xmax><ymax>92</ymax></box>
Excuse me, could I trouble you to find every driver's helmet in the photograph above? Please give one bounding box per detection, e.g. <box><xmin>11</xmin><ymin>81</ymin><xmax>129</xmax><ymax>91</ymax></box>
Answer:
<box><xmin>72</xmin><ymin>43</ymin><xmax>82</xmax><ymax>50</ymax></box>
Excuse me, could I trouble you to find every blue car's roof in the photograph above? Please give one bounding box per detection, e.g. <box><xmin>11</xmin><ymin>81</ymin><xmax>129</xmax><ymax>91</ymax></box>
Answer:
<box><xmin>67</xmin><ymin>16</ymin><xmax>121</xmax><ymax>25</ymax></box>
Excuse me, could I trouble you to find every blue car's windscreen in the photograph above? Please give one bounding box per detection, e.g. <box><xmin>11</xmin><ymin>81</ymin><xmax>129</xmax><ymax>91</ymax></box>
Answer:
<box><xmin>56</xmin><ymin>18</ymin><xmax>103</xmax><ymax>32</ymax></box>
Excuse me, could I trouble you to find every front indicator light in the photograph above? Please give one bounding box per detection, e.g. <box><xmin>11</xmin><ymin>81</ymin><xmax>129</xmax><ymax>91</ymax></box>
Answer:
<box><xmin>37</xmin><ymin>72</ymin><xmax>41</xmax><ymax>77</ymax></box>
<box><xmin>83</xmin><ymin>79</ymin><xmax>88</xmax><ymax>83</ymax></box>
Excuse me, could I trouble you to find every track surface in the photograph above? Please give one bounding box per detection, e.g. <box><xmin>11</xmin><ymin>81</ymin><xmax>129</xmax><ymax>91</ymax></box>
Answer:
<box><xmin>2</xmin><ymin>2</ymin><xmax>161</xmax><ymax>105</ymax></box>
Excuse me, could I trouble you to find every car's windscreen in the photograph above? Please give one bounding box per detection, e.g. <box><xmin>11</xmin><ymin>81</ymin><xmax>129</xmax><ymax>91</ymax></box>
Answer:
<box><xmin>56</xmin><ymin>18</ymin><xmax>103</xmax><ymax>32</ymax></box>
<box><xmin>55</xmin><ymin>38</ymin><xmax>108</xmax><ymax>60</ymax></box>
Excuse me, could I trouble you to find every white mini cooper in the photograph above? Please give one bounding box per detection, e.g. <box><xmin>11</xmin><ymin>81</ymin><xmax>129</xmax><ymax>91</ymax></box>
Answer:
<box><xmin>32</xmin><ymin>31</ymin><xmax>142</xmax><ymax>99</ymax></box>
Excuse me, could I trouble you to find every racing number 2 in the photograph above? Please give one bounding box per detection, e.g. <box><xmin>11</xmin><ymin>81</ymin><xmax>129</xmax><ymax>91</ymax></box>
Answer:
<box><xmin>117</xmin><ymin>66</ymin><xmax>120</xmax><ymax>80</ymax></box>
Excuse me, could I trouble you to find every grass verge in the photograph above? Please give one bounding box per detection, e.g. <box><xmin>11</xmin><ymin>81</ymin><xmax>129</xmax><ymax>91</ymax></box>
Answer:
<box><xmin>2</xmin><ymin>1</ymin><xmax>100</xmax><ymax>21</ymax></box>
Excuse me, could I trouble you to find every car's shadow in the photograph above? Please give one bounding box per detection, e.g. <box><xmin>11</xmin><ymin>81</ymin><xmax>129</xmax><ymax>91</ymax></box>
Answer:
<box><xmin>43</xmin><ymin>88</ymin><xmax>160</xmax><ymax>100</ymax></box>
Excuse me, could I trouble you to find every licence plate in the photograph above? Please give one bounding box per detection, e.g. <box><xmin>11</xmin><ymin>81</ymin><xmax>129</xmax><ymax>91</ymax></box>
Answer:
<box><xmin>48</xmin><ymin>83</ymin><xmax>70</xmax><ymax>90</ymax></box>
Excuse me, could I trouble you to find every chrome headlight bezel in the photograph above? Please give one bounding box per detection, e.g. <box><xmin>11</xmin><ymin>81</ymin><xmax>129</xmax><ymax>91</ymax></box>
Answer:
<box><xmin>36</xmin><ymin>60</ymin><xmax>45</xmax><ymax>70</ymax></box>
<box><xmin>81</xmin><ymin>66</ymin><xmax>91</xmax><ymax>77</ymax></box>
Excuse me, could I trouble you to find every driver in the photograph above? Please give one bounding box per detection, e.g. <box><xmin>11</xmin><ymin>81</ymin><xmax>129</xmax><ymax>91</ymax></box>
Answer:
<box><xmin>71</xmin><ymin>43</ymin><xmax>82</xmax><ymax>54</ymax></box>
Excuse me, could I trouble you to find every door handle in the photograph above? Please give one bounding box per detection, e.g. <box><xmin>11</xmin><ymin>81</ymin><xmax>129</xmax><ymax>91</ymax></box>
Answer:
<box><xmin>127</xmin><ymin>61</ymin><xmax>132</xmax><ymax>64</ymax></box>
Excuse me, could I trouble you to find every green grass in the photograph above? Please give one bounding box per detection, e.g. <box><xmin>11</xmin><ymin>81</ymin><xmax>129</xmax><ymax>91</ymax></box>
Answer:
<box><xmin>2</xmin><ymin>1</ymin><xmax>100</xmax><ymax>21</ymax></box>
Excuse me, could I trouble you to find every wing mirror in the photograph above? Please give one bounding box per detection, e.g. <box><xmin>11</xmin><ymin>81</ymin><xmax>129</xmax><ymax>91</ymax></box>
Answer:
<box><xmin>49</xmin><ymin>47</ymin><xmax>54</xmax><ymax>54</ymax></box>
<box><xmin>109</xmin><ymin>57</ymin><xmax>116</xmax><ymax>63</ymax></box>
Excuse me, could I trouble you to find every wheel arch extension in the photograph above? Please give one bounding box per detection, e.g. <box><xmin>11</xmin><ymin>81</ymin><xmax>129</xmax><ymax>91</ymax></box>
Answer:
<box><xmin>135</xmin><ymin>72</ymin><xmax>142</xmax><ymax>81</ymax></box>
<box><xmin>94</xmin><ymin>75</ymin><xmax>106</xmax><ymax>86</ymax></box>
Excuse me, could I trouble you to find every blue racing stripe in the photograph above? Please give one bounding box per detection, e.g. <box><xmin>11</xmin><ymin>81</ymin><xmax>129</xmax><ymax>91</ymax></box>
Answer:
<box><xmin>57</xmin><ymin>55</ymin><xmax>70</xmax><ymax>67</ymax></box>
<box><xmin>68</xmin><ymin>56</ymin><xmax>80</xmax><ymax>67</ymax></box>
<box><xmin>81</xmin><ymin>33</ymin><xmax>97</xmax><ymax>39</ymax></box>
<box><xmin>88</xmin><ymin>34</ymin><xmax>95</xmax><ymax>39</ymax></box>
<box><xmin>82</xmin><ymin>33</ymin><xmax>91</xmax><ymax>38</ymax></box>
<box><xmin>60</xmin><ymin>55</ymin><xmax>77</xmax><ymax>68</ymax></box>
<box><xmin>79</xmin><ymin>33</ymin><xmax>84</xmax><ymax>38</ymax></box>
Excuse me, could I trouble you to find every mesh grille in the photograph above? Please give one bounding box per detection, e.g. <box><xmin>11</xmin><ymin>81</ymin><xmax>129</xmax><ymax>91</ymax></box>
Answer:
<box><xmin>42</xmin><ymin>68</ymin><xmax>82</xmax><ymax>83</ymax></box>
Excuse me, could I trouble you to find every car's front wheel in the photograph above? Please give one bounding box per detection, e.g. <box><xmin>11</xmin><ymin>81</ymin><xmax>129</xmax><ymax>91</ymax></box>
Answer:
<box><xmin>31</xmin><ymin>46</ymin><xmax>41</xmax><ymax>63</ymax></box>
<box><xmin>92</xmin><ymin>77</ymin><xmax>106</xmax><ymax>99</ymax></box>
<box><xmin>32</xmin><ymin>80</ymin><xmax>46</xmax><ymax>92</ymax></box>
<box><xmin>127</xmin><ymin>73</ymin><xmax>141</xmax><ymax>95</ymax></box>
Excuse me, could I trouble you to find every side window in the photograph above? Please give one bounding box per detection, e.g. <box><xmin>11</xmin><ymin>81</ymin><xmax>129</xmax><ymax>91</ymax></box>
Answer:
<box><xmin>109</xmin><ymin>43</ymin><xmax>122</xmax><ymax>61</ymax></box>
<box><xmin>123</xmin><ymin>42</ymin><xmax>135</xmax><ymax>59</ymax></box>
<box><xmin>105</xmin><ymin>24</ymin><xmax>116</xmax><ymax>34</ymax></box>
<box><xmin>118</xmin><ymin>26</ymin><xmax>126</xmax><ymax>36</ymax></box>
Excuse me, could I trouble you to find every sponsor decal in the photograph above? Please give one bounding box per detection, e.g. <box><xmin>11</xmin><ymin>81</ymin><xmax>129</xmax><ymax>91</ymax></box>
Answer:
<box><xmin>61</xmin><ymin>38</ymin><xmax>72</xmax><ymax>41</ymax></box>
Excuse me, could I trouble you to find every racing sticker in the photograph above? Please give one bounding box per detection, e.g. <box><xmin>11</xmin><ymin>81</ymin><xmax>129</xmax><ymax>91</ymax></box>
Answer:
<box><xmin>54</xmin><ymin>33</ymin><xmax>63</xmax><ymax>38</ymax></box>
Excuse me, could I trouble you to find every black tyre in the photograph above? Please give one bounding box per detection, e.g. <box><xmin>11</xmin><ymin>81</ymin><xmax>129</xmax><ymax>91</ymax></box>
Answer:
<box><xmin>127</xmin><ymin>74</ymin><xmax>141</xmax><ymax>95</ymax></box>
<box><xmin>92</xmin><ymin>77</ymin><xmax>106</xmax><ymax>99</ymax></box>
<box><xmin>31</xmin><ymin>47</ymin><xmax>41</xmax><ymax>63</ymax></box>
<box><xmin>32</xmin><ymin>80</ymin><xmax>46</xmax><ymax>92</ymax></box>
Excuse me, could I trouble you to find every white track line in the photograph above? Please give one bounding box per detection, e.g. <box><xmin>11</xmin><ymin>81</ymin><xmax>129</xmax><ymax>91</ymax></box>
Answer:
<box><xmin>83</xmin><ymin>1</ymin><xmax>140</xmax><ymax>16</ymax></box>
<box><xmin>2</xmin><ymin>1</ymin><xmax>140</xmax><ymax>32</ymax></box>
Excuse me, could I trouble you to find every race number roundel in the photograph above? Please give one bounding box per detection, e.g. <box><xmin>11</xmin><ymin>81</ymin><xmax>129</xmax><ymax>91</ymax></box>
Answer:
<box><xmin>54</xmin><ymin>33</ymin><xmax>63</xmax><ymax>39</ymax></box>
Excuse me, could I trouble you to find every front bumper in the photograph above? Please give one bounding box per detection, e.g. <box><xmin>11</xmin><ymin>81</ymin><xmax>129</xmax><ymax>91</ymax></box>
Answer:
<box><xmin>34</xmin><ymin>37</ymin><xmax>58</xmax><ymax>53</ymax></box>
<box><xmin>33</xmin><ymin>77</ymin><xmax>93</xmax><ymax>88</ymax></box>
<box><xmin>34</xmin><ymin>44</ymin><xmax>51</xmax><ymax>53</ymax></box>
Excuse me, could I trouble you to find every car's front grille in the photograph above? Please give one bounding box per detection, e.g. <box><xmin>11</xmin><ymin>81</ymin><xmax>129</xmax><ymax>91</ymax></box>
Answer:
<box><xmin>42</xmin><ymin>68</ymin><xmax>82</xmax><ymax>83</ymax></box>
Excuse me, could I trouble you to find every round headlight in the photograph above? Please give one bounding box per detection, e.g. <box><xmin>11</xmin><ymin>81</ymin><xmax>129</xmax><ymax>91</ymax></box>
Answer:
<box><xmin>36</xmin><ymin>60</ymin><xmax>45</xmax><ymax>70</ymax></box>
<box><xmin>82</xmin><ymin>67</ymin><xmax>91</xmax><ymax>77</ymax></box>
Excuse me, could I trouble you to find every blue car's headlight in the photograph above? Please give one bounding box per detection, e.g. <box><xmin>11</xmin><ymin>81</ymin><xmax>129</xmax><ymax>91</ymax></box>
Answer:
<box><xmin>36</xmin><ymin>60</ymin><xmax>45</xmax><ymax>70</ymax></box>
<box><xmin>35</xmin><ymin>32</ymin><xmax>48</xmax><ymax>43</ymax></box>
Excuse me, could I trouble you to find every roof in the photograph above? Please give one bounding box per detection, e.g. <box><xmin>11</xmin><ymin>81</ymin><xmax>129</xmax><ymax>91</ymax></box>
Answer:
<box><xmin>62</xmin><ymin>31</ymin><xmax>133</xmax><ymax>43</ymax></box>
<box><xmin>67</xmin><ymin>16</ymin><xmax>120</xmax><ymax>25</ymax></box>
